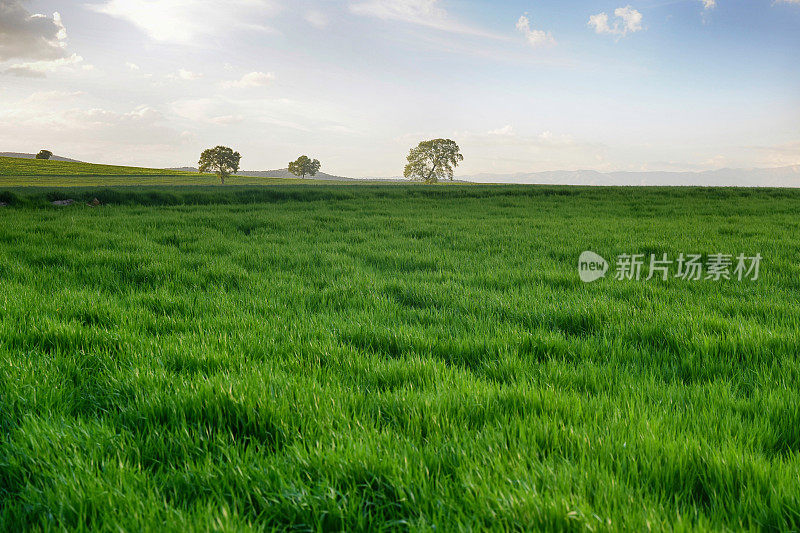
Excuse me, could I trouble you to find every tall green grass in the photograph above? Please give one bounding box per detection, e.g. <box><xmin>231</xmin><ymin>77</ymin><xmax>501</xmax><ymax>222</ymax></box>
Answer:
<box><xmin>1</xmin><ymin>185</ymin><xmax>799</xmax><ymax>531</ymax></box>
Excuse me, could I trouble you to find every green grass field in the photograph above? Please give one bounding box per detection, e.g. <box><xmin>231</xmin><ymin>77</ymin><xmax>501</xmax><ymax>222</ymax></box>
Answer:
<box><xmin>1</xmin><ymin>184</ymin><xmax>799</xmax><ymax>531</ymax></box>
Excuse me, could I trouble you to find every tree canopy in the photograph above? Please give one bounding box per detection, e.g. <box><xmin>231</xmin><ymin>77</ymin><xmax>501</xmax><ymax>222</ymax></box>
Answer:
<box><xmin>288</xmin><ymin>156</ymin><xmax>321</xmax><ymax>179</ymax></box>
<box><xmin>35</xmin><ymin>150</ymin><xmax>52</xmax><ymax>160</ymax></box>
<box><xmin>403</xmin><ymin>139</ymin><xmax>463</xmax><ymax>184</ymax></box>
<box><xmin>198</xmin><ymin>146</ymin><xmax>241</xmax><ymax>185</ymax></box>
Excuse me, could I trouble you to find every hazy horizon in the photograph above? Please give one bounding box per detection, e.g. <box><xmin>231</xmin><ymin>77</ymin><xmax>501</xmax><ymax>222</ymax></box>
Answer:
<box><xmin>1</xmin><ymin>0</ymin><xmax>799</xmax><ymax>179</ymax></box>
<box><xmin>3</xmin><ymin>149</ymin><xmax>800</xmax><ymax>187</ymax></box>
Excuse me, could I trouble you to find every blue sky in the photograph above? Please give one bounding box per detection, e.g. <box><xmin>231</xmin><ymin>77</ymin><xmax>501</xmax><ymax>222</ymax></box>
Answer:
<box><xmin>0</xmin><ymin>0</ymin><xmax>798</xmax><ymax>177</ymax></box>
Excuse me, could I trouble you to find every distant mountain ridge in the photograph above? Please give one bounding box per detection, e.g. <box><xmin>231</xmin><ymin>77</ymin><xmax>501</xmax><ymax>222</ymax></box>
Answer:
<box><xmin>171</xmin><ymin>164</ymin><xmax>800</xmax><ymax>186</ymax></box>
<box><xmin>0</xmin><ymin>152</ymin><xmax>82</xmax><ymax>163</ymax></box>
<box><xmin>463</xmin><ymin>165</ymin><xmax>800</xmax><ymax>187</ymax></box>
<box><xmin>168</xmin><ymin>167</ymin><xmax>354</xmax><ymax>181</ymax></box>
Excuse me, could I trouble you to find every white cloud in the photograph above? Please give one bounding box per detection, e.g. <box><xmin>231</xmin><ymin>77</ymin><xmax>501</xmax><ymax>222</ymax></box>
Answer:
<box><xmin>0</xmin><ymin>99</ymin><xmax>192</xmax><ymax>166</ymax></box>
<box><xmin>126</xmin><ymin>62</ymin><xmax>140</xmax><ymax>70</ymax></box>
<box><xmin>488</xmin><ymin>125</ymin><xmax>515</xmax><ymax>136</ymax></box>
<box><xmin>588</xmin><ymin>13</ymin><xmax>612</xmax><ymax>34</ymax></box>
<box><xmin>350</xmin><ymin>0</ymin><xmax>503</xmax><ymax>38</ymax></box>
<box><xmin>536</xmin><ymin>131</ymin><xmax>575</xmax><ymax>146</ymax></box>
<box><xmin>774</xmin><ymin>0</ymin><xmax>800</xmax><ymax>4</ymax></box>
<box><xmin>170</xmin><ymin>98</ymin><xmax>216</xmax><ymax>123</ymax></box>
<box><xmin>65</xmin><ymin>106</ymin><xmax>164</xmax><ymax>127</ymax></box>
<box><xmin>616</xmin><ymin>6</ymin><xmax>644</xmax><ymax>33</ymax></box>
<box><xmin>171</xmin><ymin>98</ymin><xmax>245</xmax><ymax>126</ymax></box>
<box><xmin>4</xmin><ymin>53</ymin><xmax>87</xmax><ymax>77</ymax></box>
<box><xmin>87</xmin><ymin>0</ymin><xmax>280</xmax><ymax>44</ymax></box>
<box><xmin>305</xmin><ymin>10</ymin><xmax>328</xmax><ymax>28</ymax></box>
<box><xmin>23</xmin><ymin>90</ymin><xmax>85</xmax><ymax>104</ymax></box>
<box><xmin>170</xmin><ymin>94</ymin><xmax>355</xmax><ymax>134</ymax></box>
<box><xmin>516</xmin><ymin>14</ymin><xmax>555</xmax><ymax>48</ymax></box>
<box><xmin>168</xmin><ymin>69</ymin><xmax>203</xmax><ymax>81</ymax></box>
<box><xmin>210</xmin><ymin>115</ymin><xmax>244</xmax><ymax>125</ymax></box>
<box><xmin>350</xmin><ymin>0</ymin><xmax>444</xmax><ymax>22</ymax></box>
<box><xmin>471</xmin><ymin>128</ymin><xmax>580</xmax><ymax>147</ymax></box>
<box><xmin>698</xmin><ymin>0</ymin><xmax>716</xmax><ymax>23</ymax></box>
<box><xmin>0</xmin><ymin>96</ymin><xmax>178</xmax><ymax>147</ymax></box>
<box><xmin>53</xmin><ymin>12</ymin><xmax>68</xmax><ymax>41</ymax></box>
<box><xmin>589</xmin><ymin>6</ymin><xmax>643</xmax><ymax>38</ymax></box>
<box><xmin>222</xmin><ymin>71</ymin><xmax>275</xmax><ymax>89</ymax></box>
<box><xmin>0</xmin><ymin>1</ymin><xmax>68</xmax><ymax>61</ymax></box>
<box><xmin>746</xmin><ymin>141</ymin><xmax>800</xmax><ymax>166</ymax></box>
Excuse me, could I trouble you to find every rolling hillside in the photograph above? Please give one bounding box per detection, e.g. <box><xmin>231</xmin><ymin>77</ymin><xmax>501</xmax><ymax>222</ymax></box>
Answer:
<box><xmin>0</xmin><ymin>156</ymin><xmax>304</xmax><ymax>186</ymax></box>
<box><xmin>0</xmin><ymin>156</ymin><xmax>199</xmax><ymax>177</ymax></box>
<box><xmin>0</xmin><ymin>152</ymin><xmax>82</xmax><ymax>163</ymax></box>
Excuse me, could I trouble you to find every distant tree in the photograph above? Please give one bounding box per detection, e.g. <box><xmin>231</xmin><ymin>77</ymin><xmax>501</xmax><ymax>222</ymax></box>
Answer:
<box><xmin>288</xmin><ymin>156</ymin><xmax>321</xmax><ymax>179</ymax></box>
<box><xmin>35</xmin><ymin>150</ymin><xmax>53</xmax><ymax>160</ymax></box>
<box><xmin>198</xmin><ymin>146</ymin><xmax>241</xmax><ymax>185</ymax></box>
<box><xmin>404</xmin><ymin>139</ymin><xmax>463</xmax><ymax>184</ymax></box>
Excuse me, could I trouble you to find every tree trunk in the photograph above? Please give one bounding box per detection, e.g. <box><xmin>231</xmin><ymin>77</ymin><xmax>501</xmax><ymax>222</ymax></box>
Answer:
<box><xmin>426</xmin><ymin>163</ymin><xmax>438</xmax><ymax>183</ymax></box>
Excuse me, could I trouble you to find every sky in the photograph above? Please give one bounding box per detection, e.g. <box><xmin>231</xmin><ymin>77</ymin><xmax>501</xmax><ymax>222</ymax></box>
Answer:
<box><xmin>0</xmin><ymin>0</ymin><xmax>798</xmax><ymax>178</ymax></box>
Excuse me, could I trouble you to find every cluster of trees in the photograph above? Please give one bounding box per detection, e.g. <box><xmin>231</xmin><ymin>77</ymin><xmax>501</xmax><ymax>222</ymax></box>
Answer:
<box><xmin>34</xmin><ymin>138</ymin><xmax>465</xmax><ymax>185</ymax></box>
<box><xmin>199</xmin><ymin>139</ymin><xmax>463</xmax><ymax>185</ymax></box>
<box><xmin>197</xmin><ymin>148</ymin><xmax>323</xmax><ymax>184</ymax></box>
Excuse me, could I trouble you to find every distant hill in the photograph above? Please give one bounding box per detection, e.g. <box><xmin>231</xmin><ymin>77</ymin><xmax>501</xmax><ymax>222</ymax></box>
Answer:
<box><xmin>462</xmin><ymin>165</ymin><xmax>800</xmax><ymax>187</ymax></box>
<box><xmin>0</xmin><ymin>152</ymin><xmax>83</xmax><ymax>163</ymax></box>
<box><xmin>169</xmin><ymin>167</ymin><xmax>354</xmax><ymax>181</ymax></box>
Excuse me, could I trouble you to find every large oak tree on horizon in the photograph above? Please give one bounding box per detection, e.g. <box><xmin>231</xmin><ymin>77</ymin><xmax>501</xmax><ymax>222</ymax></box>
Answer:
<box><xmin>199</xmin><ymin>146</ymin><xmax>241</xmax><ymax>185</ymax></box>
<box><xmin>288</xmin><ymin>155</ymin><xmax>321</xmax><ymax>179</ymax></box>
<box><xmin>403</xmin><ymin>139</ymin><xmax>463</xmax><ymax>184</ymax></box>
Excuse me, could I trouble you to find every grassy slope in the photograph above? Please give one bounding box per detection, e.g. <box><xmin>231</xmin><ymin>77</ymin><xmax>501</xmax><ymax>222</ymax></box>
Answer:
<box><xmin>0</xmin><ymin>156</ymin><xmax>197</xmax><ymax>176</ymax></box>
<box><xmin>1</xmin><ymin>186</ymin><xmax>799</xmax><ymax>531</ymax></box>
<box><xmin>0</xmin><ymin>156</ymin><xmax>305</xmax><ymax>186</ymax></box>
